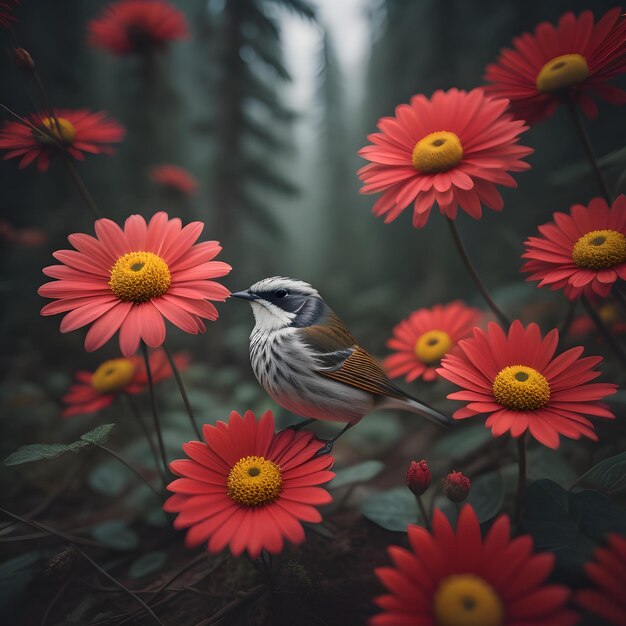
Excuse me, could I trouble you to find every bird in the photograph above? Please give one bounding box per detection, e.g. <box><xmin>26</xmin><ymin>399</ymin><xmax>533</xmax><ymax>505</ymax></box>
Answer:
<box><xmin>232</xmin><ymin>276</ymin><xmax>450</xmax><ymax>453</ymax></box>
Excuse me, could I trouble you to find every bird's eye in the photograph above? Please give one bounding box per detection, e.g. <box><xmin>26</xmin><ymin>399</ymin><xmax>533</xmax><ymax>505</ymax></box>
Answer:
<box><xmin>274</xmin><ymin>288</ymin><xmax>288</xmax><ymax>299</ymax></box>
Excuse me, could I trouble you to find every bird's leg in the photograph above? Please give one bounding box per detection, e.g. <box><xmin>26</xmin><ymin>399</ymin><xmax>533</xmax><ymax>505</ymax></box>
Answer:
<box><xmin>315</xmin><ymin>423</ymin><xmax>353</xmax><ymax>456</ymax></box>
<box><xmin>287</xmin><ymin>417</ymin><xmax>316</xmax><ymax>432</ymax></box>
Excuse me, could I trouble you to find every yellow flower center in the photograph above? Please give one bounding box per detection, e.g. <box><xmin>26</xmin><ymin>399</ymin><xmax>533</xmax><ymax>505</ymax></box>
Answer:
<box><xmin>34</xmin><ymin>117</ymin><xmax>76</xmax><ymax>144</ymax></box>
<box><xmin>227</xmin><ymin>456</ymin><xmax>282</xmax><ymax>507</ymax></box>
<box><xmin>109</xmin><ymin>251</ymin><xmax>171</xmax><ymax>302</ymax></box>
<box><xmin>572</xmin><ymin>229</ymin><xmax>626</xmax><ymax>270</ymax></box>
<box><xmin>414</xmin><ymin>330</ymin><xmax>452</xmax><ymax>364</ymax></box>
<box><xmin>433</xmin><ymin>575</ymin><xmax>504</xmax><ymax>626</ymax></box>
<box><xmin>536</xmin><ymin>53</ymin><xmax>589</xmax><ymax>93</ymax></box>
<box><xmin>91</xmin><ymin>358</ymin><xmax>136</xmax><ymax>393</ymax></box>
<box><xmin>412</xmin><ymin>131</ymin><xmax>463</xmax><ymax>173</ymax></box>
<box><xmin>492</xmin><ymin>365</ymin><xmax>550</xmax><ymax>411</ymax></box>
<box><xmin>599</xmin><ymin>304</ymin><xmax>618</xmax><ymax>324</ymax></box>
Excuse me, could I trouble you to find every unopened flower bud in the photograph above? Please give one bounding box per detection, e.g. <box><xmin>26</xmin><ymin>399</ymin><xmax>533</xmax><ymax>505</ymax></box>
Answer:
<box><xmin>13</xmin><ymin>47</ymin><xmax>35</xmax><ymax>71</ymax></box>
<box><xmin>443</xmin><ymin>471</ymin><xmax>471</xmax><ymax>502</ymax></box>
<box><xmin>406</xmin><ymin>460</ymin><xmax>431</xmax><ymax>496</ymax></box>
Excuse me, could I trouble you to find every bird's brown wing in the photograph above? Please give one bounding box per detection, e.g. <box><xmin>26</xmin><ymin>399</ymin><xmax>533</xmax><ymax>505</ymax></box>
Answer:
<box><xmin>300</xmin><ymin>313</ymin><xmax>408</xmax><ymax>400</ymax></box>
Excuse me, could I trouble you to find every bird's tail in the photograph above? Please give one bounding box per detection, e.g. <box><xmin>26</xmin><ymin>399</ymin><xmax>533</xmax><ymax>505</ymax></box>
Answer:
<box><xmin>377</xmin><ymin>395</ymin><xmax>452</xmax><ymax>427</ymax></box>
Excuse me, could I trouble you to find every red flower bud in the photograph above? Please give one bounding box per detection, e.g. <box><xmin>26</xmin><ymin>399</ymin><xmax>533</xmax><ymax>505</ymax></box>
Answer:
<box><xmin>406</xmin><ymin>460</ymin><xmax>431</xmax><ymax>496</ymax></box>
<box><xmin>13</xmin><ymin>47</ymin><xmax>35</xmax><ymax>71</ymax></box>
<box><xmin>443</xmin><ymin>471</ymin><xmax>471</xmax><ymax>502</ymax></box>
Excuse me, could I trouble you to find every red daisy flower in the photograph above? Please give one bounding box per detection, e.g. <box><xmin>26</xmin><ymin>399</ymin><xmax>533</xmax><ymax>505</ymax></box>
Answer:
<box><xmin>0</xmin><ymin>109</ymin><xmax>125</xmax><ymax>172</ymax></box>
<box><xmin>39</xmin><ymin>212</ymin><xmax>231</xmax><ymax>357</ymax></box>
<box><xmin>372</xmin><ymin>505</ymin><xmax>578</xmax><ymax>626</ymax></box>
<box><xmin>521</xmin><ymin>195</ymin><xmax>626</xmax><ymax>301</ymax></box>
<box><xmin>384</xmin><ymin>301</ymin><xmax>481</xmax><ymax>382</ymax></box>
<box><xmin>62</xmin><ymin>349</ymin><xmax>188</xmax><ymax>417</ymax></box>
<box><xmin>357</xmin><ymin>88</ymin><xmax>533</xmax><ymax>228</ymax></box>
<box><xmin>0</xmin><ymin>0</ymin><xmax>19</xmax><ymax>30</ymax></box>
<box><xmin>484</xmin><ymin>8</ymin><xmax>626</xmax><ymax>124</ymax></box>
<box><xmin>88</xmin><ymin>0</ymin><xmax>189</xmax><ymax>55</ymax></box>
<box><xmin>149</xmin><ymin>164</ymin><xmax>198</xmax><ymax>196</ymax></box>
<box><xmin>437</xmin><ymin>320</ymin><xmax>617</xmax><ymax>449</ymax></box>
<box><xmin>576</xmin><ymin>533</ymin><xmax>626</xmax><ymax>626</ymax></box>
<box><xmin>164</xmin><ymin>410</ymin><xmax>334</xmax><ymax>558</ymax></box>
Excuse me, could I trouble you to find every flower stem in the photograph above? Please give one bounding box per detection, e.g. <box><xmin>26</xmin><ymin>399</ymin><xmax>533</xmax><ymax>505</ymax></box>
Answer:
<box><xmin>94</xmin><ymin>443</ymin><xmax>162</xmax><ymax>499</ymax></box>
<box><xmin>60</xmin><ymin>154</ymin><xmax>102</xmax><ymax>219</ymax></box>
<box><xmin>125</xmin><ymin>393</ymin><xmax>167</xmax><ymax>487</ymax></box>
<box><xmin>416</xmin><ymin>495</ymin><xmax>431</xmax><ymax>531</ymax></box>
<box><xmin>164</xmin><ymin>344</ymin><xmax>202</xmax><ymax>439</ymax></box>
<box><xmin>446</xmin><ymin>218</ymin><xmax>510</xmax><ymax>326</ymax></box>
<box><xmin>514</xmin><ymin>436</ymin><xmax>526</xmax><ymax>524</ymax></box>
<box><xmin>141</xmin><ymin>343</ymin><xmax>170</xmax><ymax>478</ymax></box>
<box><xmin>564</xmin><ymin>98</ymin><xmax>611</xmax><ymax>204</ymax></box>
<box><xmin>613</xmin><ymin>285</ymin><xmax>626</xmax><ymax>317</ymax></box>
<box><xmin>581</xmin><ymin>296</ymin><xmax>626</xmax><ymax>367</ymax></box>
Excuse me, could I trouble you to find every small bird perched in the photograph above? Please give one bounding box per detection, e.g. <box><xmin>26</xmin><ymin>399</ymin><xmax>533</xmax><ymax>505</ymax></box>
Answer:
<box><xmin>232</xmin><ymin>277</ymin><xmax>450</xmax><ymax>452</ymax></box>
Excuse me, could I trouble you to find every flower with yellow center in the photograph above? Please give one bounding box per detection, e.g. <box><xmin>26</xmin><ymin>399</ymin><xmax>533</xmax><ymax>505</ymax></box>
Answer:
<box><xmin>227</xmin><ymin>455</ymin><xmax>283</xmax><ymax>507</ymax></box>
<box><xmin>433</xmin><ymin>574</ymin><xmax>504</xmax><ymax>626</ymax></box>
<box><xmin>34</xmin><ymin>117</ymin><xmax>77</xmax><ymax>144</ymax></box>
<box><xmin>414</xmin><ymin>329</ymin><xmax>452</xmax><ymax>364</ymax></box>
<box><xmin>572</xmin><ymin>229</ymin><xmax>626</xmax><ymax>270</ymax></box>
<box><xmin>412</xmin><ymin>131</ymin><xmax>463</xmax><ymax>173</ymax></box>
<box><xmin>109</xmin><ymin>251</ymin><xmax>171</xmax><ymax>302</ymax></box>
<box><xmin>91</xmin><ymin>358</ymin><xmax>136</xmax><ymax>393</ymax></box>
<box><xmin>492</xmin><ymin>364</ymin><xmax>550</xmax><ymax>411</ymax></box>
<box><xmin>536</xmin><ymin>53</ymin><xmax>589</xmax><ymax>93</ymax></box>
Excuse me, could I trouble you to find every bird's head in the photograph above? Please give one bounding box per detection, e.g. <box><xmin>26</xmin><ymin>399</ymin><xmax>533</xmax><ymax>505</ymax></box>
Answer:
<box><xmin>232</xmin><ymin>276</ymin><xmax>324</xmax><ymax>331</ymax></box>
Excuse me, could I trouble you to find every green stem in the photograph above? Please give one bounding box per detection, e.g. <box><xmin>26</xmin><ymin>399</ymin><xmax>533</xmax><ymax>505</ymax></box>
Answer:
<box><xmin>515</xmin><ymin>436</ymin><xmax>526</xmax><ymax>524</ymax></box>
<box><xmin>141</xmin><ymin>343</ymin><xmax>170</xmax><ymax>478</ymax></box>
<box><xmin>164</xmin><ymin>344</ymin><xmax>202</xmax><ymax>439</ymax></box>
<box><xmin>446</xmin><ymin>218</ymin><xmax>510</xmax><ymax>326</ymax></box>
<box><xmin>416</xmin><ymin>496</ymin><xmax>431</xmax><ymax>531</ymax></box>
<box><xmin>94</xmin><ymin>443</ymin><xmax>162</xmax><ymax>499</ymax></box>
<box><xmin>0</xmin><ymin>507</ymin><xmax>163</xmax><ymax>626</ymax></box>
<box><xmin>60</xmin><ymin>154</ymin><xmax>101</xmax><ymax>219</ymax></box>
<box><xmin>125</xmin><ymin>393</ymin><xmax>167</xmax><ymax>487</ymax></box>
<box><xmin>564</xmin><ymin>98</ymin><xmax>611</xmax><ymax>203</ymax></box>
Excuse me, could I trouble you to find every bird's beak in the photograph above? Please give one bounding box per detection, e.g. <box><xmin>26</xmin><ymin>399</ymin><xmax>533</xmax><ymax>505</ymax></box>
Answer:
<box><xmin>231</xmin><ymin>290</ymin><xmax>259</xmax><ymax>301</ymax></box>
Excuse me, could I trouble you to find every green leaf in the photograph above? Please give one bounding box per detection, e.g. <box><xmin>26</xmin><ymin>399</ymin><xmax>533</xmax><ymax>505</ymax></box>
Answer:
<box><xmin>88</xmin><ymin>461</ymin><xmax>131</xmax><ymax>497</ymax></box>
<box><xmin>3</xmin><ymin>424</ymin><xmax>116</xmax><ymax>466</ymax></box>
<box><xmin>90</xmin><ymin>521</ymin><xmax>138</xmax><ymax>551</ymax></box>
<box><xmin>527</xmin><ymin>447</ymin><xmax>577</xmax><ymax>489</ymax></box>
<box><xmin>329</xmin><ymin>460</ymin><xmax>385</xmax><ymax>490</ymax></box>
<box><xmin>573</xmin><ymin>452</ymin><xmax>626</xmax><ymax>494</ymax></box>
<box><xmin>431</xmin><ymin>424</ymin><xmax>492</xmax><ymax>460</ymax></box>
<box><xmin>521</xmin><ymin>479</ymin><xmax>626</xmax><ymax>584</ymax></box>
<box><xmin>360</xmin><ymin>487</ymin><xmax>420</xmax><ymax>532</ymax></box>
<box><xmin>129</xmin><ymin>551</ymin><xmax>167</xmax><ymax>579</ymax></box>
<box><xmin>80</xmin><ymin>424</ymin><xmax>115</xmax><ymax>445</ymax></box>
<box><xmin>3</xmin><ymin>443</ymin><xmax>78</xmax><ymax>466</ymax></box>
<box><xmin>467</xmin><ymin>471</ymin><xmax>504</xmax><ymax>522</ymax></box>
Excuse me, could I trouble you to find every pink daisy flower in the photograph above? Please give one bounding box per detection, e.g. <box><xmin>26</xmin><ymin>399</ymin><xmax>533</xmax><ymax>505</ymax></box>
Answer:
<box><xmin>39</xmin><ymin>212</ymin><xmax>231</xmax><ymax>357</ymax></box>
<box><xmin>62</xmin><ymin>349</ymin><xmax>188</xmax><ymax>417</ymax></box>
<box><xmin>522</xmin><ymin>195</ymin><xmax>626</xmax><ymax>300</ymax></box>
<box><xmin>384</xmin><ymin>301</ymin><xmax>481</xmax><ymax>382</ymax></box>
<box><xmin>437</xmin><ymin>320</ymin><xmax>617</xmax><ymax>449</ymax></box>
<box><xmin>484</xmin><ymin>8</ymin><xmax>626</xmax><ymax>124</ymax></box>
<box><xmin>164</xmin><ymin>410</ymin><xmax>334</xmax><ymax>558</ymax></box>
<box><xmin>357</xmin><ymin>88</ymin><xmax>533</xmax><ymax>228</ymax></box>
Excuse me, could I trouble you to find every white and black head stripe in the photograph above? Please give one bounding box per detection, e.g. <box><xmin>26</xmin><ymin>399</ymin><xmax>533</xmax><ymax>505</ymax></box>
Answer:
<box><xmin>248</xmin><ymin>276</ymin><xmax>319</xmax><ymax>298</ymax></box>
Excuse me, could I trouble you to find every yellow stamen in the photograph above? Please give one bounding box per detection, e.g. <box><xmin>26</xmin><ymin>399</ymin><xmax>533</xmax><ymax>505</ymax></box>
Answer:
<box><xmin>227</xmin><ymin>456</ymin><xmax>282</xmax><ymax>507</ymax></box>
<box><xmin>109</xmin><ymin>251</ymin><xmax>171</xmax><ymax>302</ymax></box>
<box><xmin>34</xmin><ymin>117</ymin><xmax>76</xmax><ymax>144</ymax></box>
<box><xmin>536</xmin><ymin>53</ymin><xmax>589</xmax><ymax>93</ymax></box>
<box><xmin>492</xmin><ymin>365</ymin><xmax>550</xmax><ymax>411</ymax></box>
<box><xmin>433</xmin><ymin>574</ymin><xmax>504</xmax><ymax>626</ymax></box>
<box><xmin>414</xmin><ymin>330</ymin><xmax>452</xmax><ymax>364</ymax></box>
<box><xmin>412</xmin><ymin>131</ymin><xmax>463</xmax><ymax>173</ymax></box>
<box><xmin>572</xmin><ymin>229</ymin><xmax>626</xmax><ymax>270</ymax></box>
<box><xmin>91</xmin><ymin>358</ymin><xmax>136</xmax><ymax>393</ymax></box>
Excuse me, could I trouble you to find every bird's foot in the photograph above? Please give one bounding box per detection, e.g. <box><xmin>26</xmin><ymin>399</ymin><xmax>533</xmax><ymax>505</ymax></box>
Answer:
<box><xmin>286</xmin><ymin>417</ymin><xmax>316</xmax><ymax>433</ymax></box>
<box><xmin>314</xmin><ymin>438</ymin><xmax>335</xmax><ymax>457</ymax></box>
